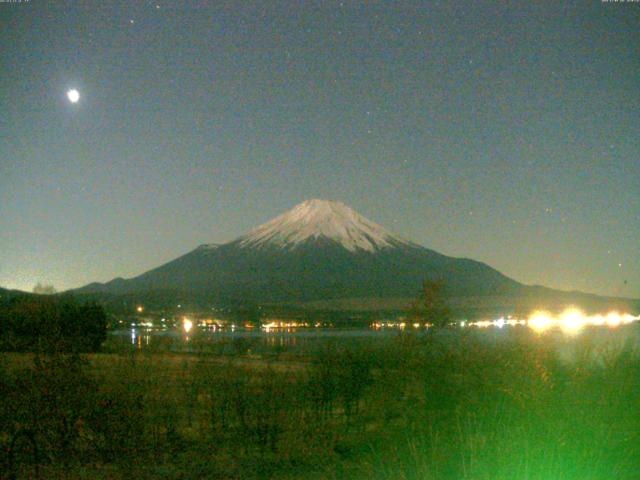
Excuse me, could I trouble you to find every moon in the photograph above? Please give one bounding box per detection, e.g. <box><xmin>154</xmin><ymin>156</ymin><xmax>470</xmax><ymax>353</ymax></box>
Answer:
<box><xmin>67</xmin><ymin>89</ymin><xmax>80</xmax><ymax>103</ymax></box>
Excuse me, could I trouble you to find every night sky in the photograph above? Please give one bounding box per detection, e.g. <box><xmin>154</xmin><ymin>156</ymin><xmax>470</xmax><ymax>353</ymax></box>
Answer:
<box><xmin>1</xmin><ymin>1</ymin><xmax>638</xmax><ymax>298</ymax></box>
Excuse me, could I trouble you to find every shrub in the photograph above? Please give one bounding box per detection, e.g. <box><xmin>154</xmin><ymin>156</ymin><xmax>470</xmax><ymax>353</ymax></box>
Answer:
<box><xmin>0</xmin><ymin>297</ymin><xmax>107</xmax><ymax>353</ymax></box>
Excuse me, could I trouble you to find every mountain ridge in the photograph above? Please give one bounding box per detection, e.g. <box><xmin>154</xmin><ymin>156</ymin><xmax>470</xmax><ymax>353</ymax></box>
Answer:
<box><xmin>71</xmin><ymin>200</ymin><xmax>640</xmax><ymax>314</ymax></box>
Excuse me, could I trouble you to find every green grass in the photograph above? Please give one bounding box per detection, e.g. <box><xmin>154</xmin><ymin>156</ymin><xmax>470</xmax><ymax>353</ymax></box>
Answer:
<box><xmin>1</xmin><ymin>325</ymin><xmax>639</xmax><ymax>479</ymax></box>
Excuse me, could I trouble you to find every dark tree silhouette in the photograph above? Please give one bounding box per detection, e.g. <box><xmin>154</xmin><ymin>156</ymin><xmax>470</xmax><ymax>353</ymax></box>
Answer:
<box><xmin>0</xmin><ymin>298</ymin><xmax>107</xmax><ymax>352</ymax></box>
<box><xmin>410</xmin><ymin>279</ymin><xmax>451</xmax><ymax>328</ymax></box>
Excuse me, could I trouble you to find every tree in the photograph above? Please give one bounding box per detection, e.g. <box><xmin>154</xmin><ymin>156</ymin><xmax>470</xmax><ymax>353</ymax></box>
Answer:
<box><xmin>0</xmin><ymin>298</ymin><xmax>107</xmax><ymax>353</ymax></box>
<box><xmin>76</xmin><ymin>303</ymin><xmax>108</xmax><ymax>352</ymax></box>
<box><xmin>410</xmin><ymin>279</ymin><xmax>451</xmax><ymax>329</ymax></box>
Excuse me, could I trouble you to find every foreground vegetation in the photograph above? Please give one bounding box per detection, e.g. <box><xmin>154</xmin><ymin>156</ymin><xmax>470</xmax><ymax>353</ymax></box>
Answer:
<box><xmin>0</xmin><ymin>295</ymin><xmax>107</xmax><ymax>353</ymax></box>
<box><xmin>1</xmin><ymin>326</ymin><xmax>639</xmax><ymax>479</ymax></box>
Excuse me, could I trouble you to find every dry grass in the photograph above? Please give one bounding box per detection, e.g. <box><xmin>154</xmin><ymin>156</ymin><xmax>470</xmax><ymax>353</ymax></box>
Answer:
<box><xmin>2</xmin><ymin>326</ymin><xmax>640</xmax><ymax>479</ymax></box>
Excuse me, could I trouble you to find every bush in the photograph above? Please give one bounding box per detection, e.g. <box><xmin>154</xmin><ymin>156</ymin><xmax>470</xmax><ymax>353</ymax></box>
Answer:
<box><xmin>0</xmin><ymin>297</ymin><xmax>107</xmax><ymax>353</ymax></box>
<box><xmin>3</xmin><ymin>353</ymin><xmax>97</xmax><ymax>467</ymax></box>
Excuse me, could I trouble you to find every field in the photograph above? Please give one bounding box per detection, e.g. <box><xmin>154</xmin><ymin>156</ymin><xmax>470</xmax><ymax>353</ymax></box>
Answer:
<box><xmin>1</xmin><ymin>325</ymin><xmax>640</xmax><ymax>479</ymax></box>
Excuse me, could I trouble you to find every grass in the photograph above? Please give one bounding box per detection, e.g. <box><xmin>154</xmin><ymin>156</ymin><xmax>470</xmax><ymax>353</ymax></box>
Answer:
<box><xmin>1</xmin><ymin>324</ymin><xmax>639</xmax><ymax>479</ymax></box>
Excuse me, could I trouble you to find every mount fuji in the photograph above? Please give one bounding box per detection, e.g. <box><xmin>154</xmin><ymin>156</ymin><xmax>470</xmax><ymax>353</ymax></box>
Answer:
<box><xmin>74</xmin><ymin>200</ymin><xmax>637</xmax><ymax>315</ymax></box>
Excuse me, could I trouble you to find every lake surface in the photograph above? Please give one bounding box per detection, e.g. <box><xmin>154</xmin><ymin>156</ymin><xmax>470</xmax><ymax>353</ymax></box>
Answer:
<box><xmin>107</xmin><ymin>322</ymin><xmax>640</xmax><ymax>360</ymax></box>
<box><xmin>109</xmin><ymin>326</ymin><xmax>410</xmax><ymax>354</ymax></box>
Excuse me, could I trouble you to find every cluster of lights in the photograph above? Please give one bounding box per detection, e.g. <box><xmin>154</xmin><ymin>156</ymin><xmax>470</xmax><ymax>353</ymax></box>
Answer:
<box><xmin>463</xmin><ymin>317</ymin><xmax>525</xmax><ymax>329</ymax></box>
<box><xmin>197</xmin><ymin>318</ymin><xmax>222</xmax><ymax>329</ymax></box>
<box><xmin>526</xmin><ymin>309</ymin><xmax>639</xmax><ymax>334</ymax></box>
<box><xmin>463</xmin><ymin>309</ymin><xmax>639</xmax><ymax>335</ymax></box>
<box><xmin>261</xmin><ymin>321</ymin><xmax>309</xmax><ymax>332</ymax></box>
<box><xmin>131</xmin><ymin>306</ymin><xmax>637</xmax><ymax>338</ymax></box>
<box><xmin>371</xmin><ymin>321</ymin><xmax>432</xmax><ymax>330</ymax></box>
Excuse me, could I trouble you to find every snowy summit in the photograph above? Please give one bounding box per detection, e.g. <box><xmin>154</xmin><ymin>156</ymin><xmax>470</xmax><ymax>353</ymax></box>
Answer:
<box><xmin>238</xmin><ymin>199</ymin><xmax>409</xmax><ymax>252</ymax></box>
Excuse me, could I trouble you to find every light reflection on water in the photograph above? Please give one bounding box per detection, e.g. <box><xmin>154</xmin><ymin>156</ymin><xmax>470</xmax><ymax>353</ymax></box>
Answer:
<box><xmin>113</xmin><ymin>317</ymin><xmax>640</xmax><ymax>358</ymax></box>
<box><xmin>116</xmin><ymin>326</ymin><xmax>408</xmax><ymax>353</ymax></box>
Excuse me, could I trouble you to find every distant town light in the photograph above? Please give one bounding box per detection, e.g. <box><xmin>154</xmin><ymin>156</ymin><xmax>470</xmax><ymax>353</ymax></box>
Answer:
<box><xmin>606</xmin><ymin>312</ymin><xmax>622</xmax><ymax>327</ymax></box>
<box><xmin>183</xmin><ymin>317</ymin><xmax>193</xmax><ymax>333</ymax></box>
<box><xmin>559</xmin><ymin>308</ymin><xmax>585</xmax><ymax>335</ymax></box>
<box><xmin>525</xmin><ymin>308</ymin><xmax>638</xmax><ymax>334</ymax></box>
<box><xmin>528</xmin><ymin>311</ymin><xmax>554</xmax><ymax>333</ymax></box>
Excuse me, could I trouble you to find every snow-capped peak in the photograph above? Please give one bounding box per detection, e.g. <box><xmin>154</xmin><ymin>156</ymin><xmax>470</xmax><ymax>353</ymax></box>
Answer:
<box><xmin>238</xmin><ymin>199</ymin><xmax>409</xmax><ymax>252</ymax></box>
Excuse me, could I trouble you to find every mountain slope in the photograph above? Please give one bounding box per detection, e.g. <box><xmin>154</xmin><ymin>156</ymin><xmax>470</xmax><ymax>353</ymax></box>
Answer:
<box><xmin>75</xmin><ymin>199</ymin><xmax>520</xmax><ymax>302</ymax></box>
<box><xmin>73</xmin><ymin>199</ymin><xmax>638</xmax><ymax>313</ymax></box>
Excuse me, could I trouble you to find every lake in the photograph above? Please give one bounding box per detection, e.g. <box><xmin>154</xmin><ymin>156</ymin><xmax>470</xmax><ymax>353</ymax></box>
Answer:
<box><xmin>106</xmin><ymin>320</ymin><xmax>640</xmax><ymax>361</ymax></box>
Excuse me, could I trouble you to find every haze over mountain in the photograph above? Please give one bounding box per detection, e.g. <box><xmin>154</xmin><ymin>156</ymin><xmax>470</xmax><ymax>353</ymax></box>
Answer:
<box><xmin>75</xmin><ymin>200</ymin><xmax>638</xmax><ymax>315</ymax></box>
